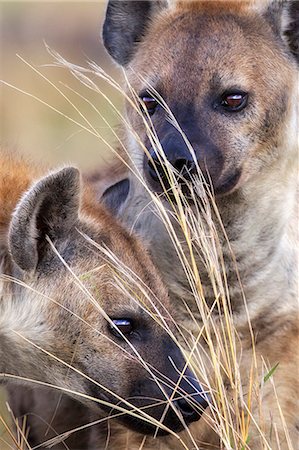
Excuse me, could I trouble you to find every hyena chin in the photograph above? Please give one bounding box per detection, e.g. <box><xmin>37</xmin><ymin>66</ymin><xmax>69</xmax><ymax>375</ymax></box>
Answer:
<box><xmin>95</xmin><ymin>0</ymin><xmax>298</xmax><ymax>447</ymax></box>
<box><xmin>0</xmin><ymin>153</ymin><xmax>208</xmax><ymax>447</ymax></box>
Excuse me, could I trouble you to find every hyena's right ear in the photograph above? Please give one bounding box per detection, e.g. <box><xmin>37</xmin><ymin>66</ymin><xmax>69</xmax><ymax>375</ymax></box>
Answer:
<box><xmin>284</xmin><ymin>1</ymin><xmax>299</xmax><ymax>63</ymax></box>
<box><xmin>102</xmin><ymin>0</ymin><xmax>166</xmax><ymax>66</ymax></box>
<box><xmin>9</xmin><ymin>167</ymin><xmax>80</xmax><ymax>272</ymax></box>
<box><xmin>262</xmin><ymin>0</ymin><xmax>299</xmax><ymax>64</ymax></box>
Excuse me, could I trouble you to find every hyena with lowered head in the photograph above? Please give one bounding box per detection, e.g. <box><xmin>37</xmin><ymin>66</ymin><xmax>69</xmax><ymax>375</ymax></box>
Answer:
<box><xmin>92</xmin><ymin>0</ymin><xmax>299</xmax><ymax>447</ymax></box>
<box><xmin>0</xmin><ymin>152</ymin><xmax>208</xmax><ymax>449</ymax></box>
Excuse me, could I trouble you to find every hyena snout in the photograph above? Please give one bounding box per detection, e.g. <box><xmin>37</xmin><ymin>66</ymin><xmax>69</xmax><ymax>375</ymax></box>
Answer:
<box><xmin>146</xmin><ymin>133</ymin><xmax>196</xmax><ymax>194</ymax></box>
<box><xmin>167</xmin><ymin>364</ymin><xmax>209</xmax><ymax>424</ymax></box>
<box><xmin>119</xmin><ymin>339</ymin><xmax>209</xmax><ymax>435</ymax></box>
<box><xmin>144</xmin><ymin>130</ymin><xmax>239</xmax><ymax>197</ymax></box>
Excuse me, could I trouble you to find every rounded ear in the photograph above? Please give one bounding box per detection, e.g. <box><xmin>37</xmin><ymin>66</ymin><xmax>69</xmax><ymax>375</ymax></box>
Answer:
<box><xmin>262</xmin><ymin>0</ymin><xmax>299</xmax><ymax>64</ymax></box>
<box><xmin>283</xmin><ymin>1</ymin><xmax>299</xmax><ymax>63</ymax></box>
<box><xmin>102</xmin><ymin>0</ymin><xmax>167</xmax><ymax>66</ymax></box>
<box><xmin>101</xmin><ymin>178</ymin><xmax>130</xmax><ymax>215</ymax></box>
<box><xmin>9</xmin><ymin>167</ymin><xmax>81</xmax><ymax>272</ymax></box>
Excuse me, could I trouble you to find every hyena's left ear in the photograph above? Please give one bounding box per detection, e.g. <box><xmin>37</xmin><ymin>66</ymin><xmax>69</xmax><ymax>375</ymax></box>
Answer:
<box><xmin>263</xmin><ymin>0</ymin><xmax>299</xmax><ymax>63</ymax></box>
<box><xmin>9</xmin><ymin>167</ymin><xmax>80</xmax><ymax>272</ymax></box>
<box><xmin>102</xmin><ymin>0</ymin><xmax>167</xmax><ymax>66</ymax></box>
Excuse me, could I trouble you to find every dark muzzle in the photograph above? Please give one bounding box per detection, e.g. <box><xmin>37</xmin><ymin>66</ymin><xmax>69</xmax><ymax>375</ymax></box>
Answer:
<box><xmin>146</xmin><ymin>134</ymin><xmax>196</xmax><ymax>194</ymax></box>
<box><xmin>118</xmin><ymin>339</ymin><xmax>209</xmax><ymax>436</ymax></box>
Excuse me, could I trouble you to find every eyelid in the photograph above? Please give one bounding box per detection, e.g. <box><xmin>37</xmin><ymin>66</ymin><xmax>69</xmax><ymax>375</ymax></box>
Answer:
<box><xmin>222</xmin><ymin>89</ymin><xmax>247</xmax><ymax>98</ymax></box>
<box><xmin>139</xmin><ymin>90</ymin><xmax>159</xmax><ymax>102</ymax></box>
<box><xmin>109</xmin><ymin>318</ymin><xmax>134</xmax><ymax>339</ymax></box>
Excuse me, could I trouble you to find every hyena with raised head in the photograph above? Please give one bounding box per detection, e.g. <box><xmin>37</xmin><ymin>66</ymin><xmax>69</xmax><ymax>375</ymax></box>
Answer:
<box><xmin>95</xmin><ymin>0</ymin><xmax>298</xmax><ymax>448</ymax></box>
<box><xmin>0</xmin><ymin>152</ymin><xmax>208</xmax><ymax>449</ymax></box>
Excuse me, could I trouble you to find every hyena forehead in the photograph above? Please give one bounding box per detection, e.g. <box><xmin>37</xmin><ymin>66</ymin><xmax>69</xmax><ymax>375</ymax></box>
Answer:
<box><xmin>103</xmin><ymin>0</ymin><xmax>298</xmax><ymax>74</ymax></box>
<box><xmin>36</xmin><ymin>222</ymin><xmax>168</xmax><ymax>311</ymax></box>
<box><xmin>129</xmin><ymin>6</ymin><xmax>294</xmax><ymax>94</ymax></box>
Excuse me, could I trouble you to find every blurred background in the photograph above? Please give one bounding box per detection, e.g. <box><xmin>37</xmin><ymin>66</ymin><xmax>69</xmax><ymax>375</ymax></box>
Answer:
<box><xmin>1</xmin><ymin>0</ymin><xmax>123</xmax><ymax>169</ymax></box>
<box><xmin>0</xmin><ymin>1</ymin><xmax>122</xmax><ymax>447</ymax></box>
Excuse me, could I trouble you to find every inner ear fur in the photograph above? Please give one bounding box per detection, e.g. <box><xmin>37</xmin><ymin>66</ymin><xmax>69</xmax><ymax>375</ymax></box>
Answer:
<box><xmin>283</xmin><ymin>1</ymin><xmax>299</xmax><ymax>63</ymax></box>
<box><xmin>9</xmin><ymin>167</ymin><xmax>81</xmax><ymax>272</ymax></box>
<box><xmin>262</xmin><ymin>0</ymin><xmax>299</xmax><ymax>63</ymax></box>
<box><xmin>102</xmin><ymin>0</ymin><xmax>167</xmax><ymax>66</ymax></box>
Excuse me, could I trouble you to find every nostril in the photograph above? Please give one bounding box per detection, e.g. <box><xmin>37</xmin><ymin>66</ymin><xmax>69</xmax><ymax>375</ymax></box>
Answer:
<box><xmin>175</xmin><ymin>398</ymin><xmax>198</xmax><ymax>419</ymax></box>
<box><xmin>173</xmin><ymin>158</ymin><xmax>195</xmax><ymax>175</ymax></box>
<box><xmin>173</xmin><ymin>388</ymin><xmax>209</xmax><ymax>424</ymax></box>
<box><xmin>147</xmin><ymin>156</ymin><xmax>195</xmax><ymax>183</ymax></box>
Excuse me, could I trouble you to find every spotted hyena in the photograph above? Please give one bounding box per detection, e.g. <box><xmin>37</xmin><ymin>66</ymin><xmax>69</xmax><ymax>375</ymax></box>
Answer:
<box><xmin>0</xmin><ymin>152</ymin><xmax>208</xmax><ymax>449</ymax></box>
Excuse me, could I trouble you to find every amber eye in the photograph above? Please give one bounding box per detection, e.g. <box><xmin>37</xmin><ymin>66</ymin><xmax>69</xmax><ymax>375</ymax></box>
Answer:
<box><xmin>220</xmin><ymin>92</ymin><xmax>248</xmax><ymax>111</ymax></box>
<box><xmin>140</xmin><ymin>93</ymin><xmax>158</xmax><ymax>116</ymax></box>
<box><xmin>109</xmin><ymin>319</ymin><xmax>134</xmax><ymax>338</ymax></box>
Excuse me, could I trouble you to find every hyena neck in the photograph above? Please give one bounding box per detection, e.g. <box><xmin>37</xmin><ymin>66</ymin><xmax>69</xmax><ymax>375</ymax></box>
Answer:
<box><xmin>123</xmin><ymin>158</ymin><xmax>297</xmax><ymax>324</ymax></box>
<box><xmin>216</xmin><ymin>162</ymin><xmax>298</xmax><ymax>315</ymax></box>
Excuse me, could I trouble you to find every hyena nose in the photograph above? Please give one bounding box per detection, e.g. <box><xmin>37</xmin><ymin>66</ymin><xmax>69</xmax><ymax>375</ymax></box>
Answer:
<box><xmin>174</xmin><ymin>398</ymin><xmax>202</xmax><ymax>422</ymax></box>
<box><xmin>147</xmin><ymin>135</ymin><xmax>196</xmax><ymax>187</ymax></box>
<box><xmin>173</xmin><ymin>368</ymin><xmax>209</xmax><ymax>425</ymax></box>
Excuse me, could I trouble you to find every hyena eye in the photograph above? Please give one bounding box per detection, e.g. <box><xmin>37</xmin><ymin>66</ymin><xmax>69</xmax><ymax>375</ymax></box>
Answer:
<box><xmin>220</xmin><ymin>91</ymin><xmax>248</xmax><ymax>112</ymax></box>
<box><xmin>109</xmin><ymin>319</ymin><xmax>134</xmax><ymax>339</ymax></box>
<box><xmin>139</xmin><ymin>92</ymin><xmax>158</xmax><ymax>116</ymax></box>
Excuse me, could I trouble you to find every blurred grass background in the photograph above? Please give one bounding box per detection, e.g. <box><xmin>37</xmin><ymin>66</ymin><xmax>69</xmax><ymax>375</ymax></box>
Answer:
<box><xmin>1</xmin><ymin>1</ymin><xmax>122</xmax><ymax>168</ymax></box>
<box><xmin>0</xmin><ymin>1</ymin><xmax>122</xmax><ymax>447</ymax></box>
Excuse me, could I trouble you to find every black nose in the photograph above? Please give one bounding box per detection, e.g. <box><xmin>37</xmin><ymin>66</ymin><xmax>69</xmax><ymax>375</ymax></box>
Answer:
<box><xmin>147</xmin><ymin>134</ymin><xmax>196</xmax><ymax>186</ymax></box>
<box><xmin>174</xmin><ymin>392</ymin><xmax>208</xmax><ymax>424</ymax></box>
<box><xmin>172</xmin><ymin>368</ymin><xmax>209</xmax><ymax>425</ymax></box>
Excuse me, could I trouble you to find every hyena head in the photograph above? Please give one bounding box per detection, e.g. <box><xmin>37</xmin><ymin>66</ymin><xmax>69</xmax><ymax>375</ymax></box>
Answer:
<box><xmin>6</xmin><ymin>167</ymin><xmax>208</xmax><ymax>435</ymax></box>
<box><xmin>103</xmin><ymin>0</ymin><xmax>298</xmax><ymax>197</ymax></box>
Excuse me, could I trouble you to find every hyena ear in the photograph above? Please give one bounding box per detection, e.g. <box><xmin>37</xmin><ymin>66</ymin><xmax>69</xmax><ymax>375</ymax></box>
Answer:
<box><xmin>101</xmin><ymin>178</ymin><xmax>130</xmax><ymax>215</ymax></box>
<box><xmin>283</xmin><ymin>1</ymin><xmax>299</xmax><ymax>63</ymax></box>
<box><xmin>102</xmin><ymin>0</ymin><xmax>166</xmax><ymax>66</ymax></box>
<box><xmin>263</xmin><ymin>0</ymin><xmax>299</xmax><ymax>63</ymax></box>
<box><xmin>9</xmin><ymin>167</ymin><xmax>80</xmax><ymax>272</ymax></box>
